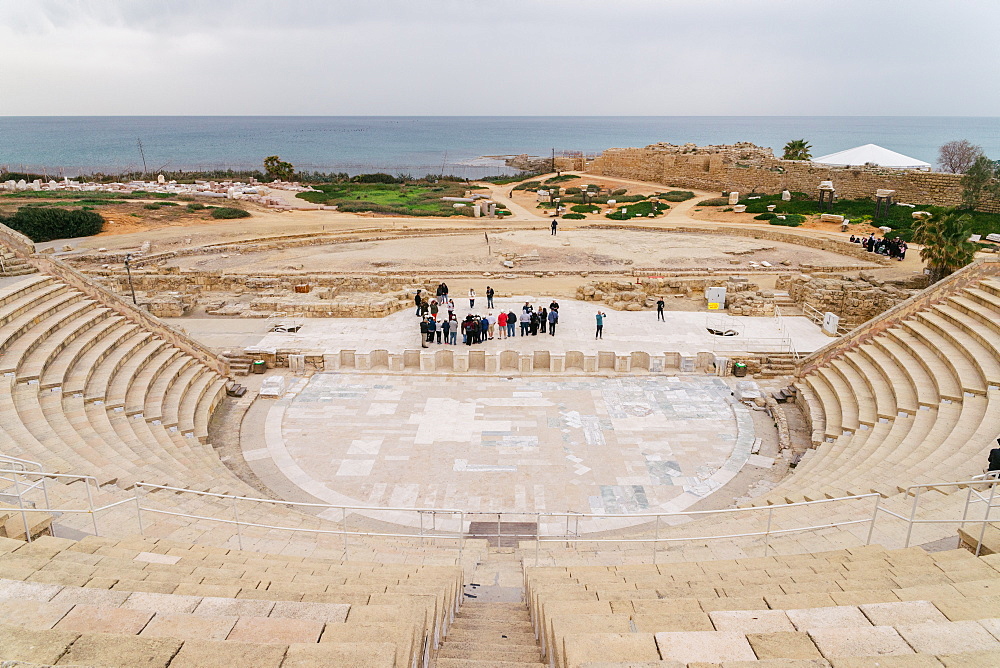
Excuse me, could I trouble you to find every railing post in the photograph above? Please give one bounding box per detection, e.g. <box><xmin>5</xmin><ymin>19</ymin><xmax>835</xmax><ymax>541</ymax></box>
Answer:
<box><xmin>535</xmin><ymin>518</ymin><xmax>540</xmax><ymax>567</ymax></box>
<box><xmin>904</xmin><ymin>487</ymin><xmax>921</xmax><ymax>548</ymax></box>
<box><xmin>341</xmin><ymin>507</ymin><xmax>348</xmax><ymax>555</ymax></box>
<box><xmin>653</xmin><ymin>515</ymin><xmax>660</xmax><ymax>564</ymax></box>
<box><xmin>419</xmin><ymin>511</ymin><xmax>425</xmax><ymax>547</ymax></box>
<box><xmin>232</xmin><ymin>496</ymin><xmax>243</xmax><ymax>551</ymax></box>
<box><xmin>975</xmin><ymin>480</ymin><xmax>999</xmax><ymax>557</ymax></box>
<box><xmin>134</xmin><ymin>485</ymin><xmax>144</xmax><ymax>536</ymax></box>
<box><xmin>866</xmin><ymin>494</ymin><xmax>881</xmax><ymax>545</ymax></box>
<box><xmin>85</xmin><ymin>478</ymin><xmax>99</xmax><ymax>536</ymax></box>
<box><xmin>961</xmin><ymin>482</ymin><xmax>977</xmax><ymax>528</ymax></box>
<box><xmin>497</xmin><ymin>513</ymin><xmax>502</xmax><ymax>548</ymax></box>
<box><xmin>459</xmin><ymin>511</ymin><xmax>465</xmax><ymax>563</ymax></box>
<box><xmin>764</xmin><ymin>506</ymin><xmax>773</xmax><ymax>556</ymax></box>
<box><xmin>12</xmin><ymin>473</ymin><xmax>31</xmax><ymax>543</ymax></box>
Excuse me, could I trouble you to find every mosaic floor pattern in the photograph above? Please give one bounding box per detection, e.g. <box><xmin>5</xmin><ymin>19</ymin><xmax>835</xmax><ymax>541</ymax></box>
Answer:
<box><xmin>255</xmin><ymin>373</ymin><xmax>754</xmax><ymax>525</ymax></box>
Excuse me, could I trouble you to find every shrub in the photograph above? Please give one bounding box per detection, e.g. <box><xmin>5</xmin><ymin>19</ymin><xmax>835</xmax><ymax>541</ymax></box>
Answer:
<box><xmin>611</xmin><ymin>188</ymin><xmax>627</xmax><ymax>196</ymax></box>
<box><xmin>769</xmin><ymin>214</ymin><xmax>806</xmax><ymax>227</ymax></box>
<box><xmin>562</xmin><ymin>213</ymin><xmax>586</xmax><ymax>219</ymax></box>
<box><xmin>570</xmin><ymin>204</ymin><xmax>599</xmax><ymax>214</ymax></box>
<box><xmin>186</xmin><ymin>203</ymin><xmax>206</xmax><ymax>211</ymax></box>
<box><xmin>657</xmin><ymin>190</ymin><xmax>695</xmax><ymax>202</ymax></box>
<box><xmin>351</xmin><ymin>173</ymin><xmax>400</xmax><ymax>184</ymax></box>
<box><xmin>143</xmin><ymin>203</ymin><xmax>161</xmax><ymax>210</ymax></box>
<box><xmin>754</xmin><ymin>213</ymin><xmax>777</xmax><ymax>220</ymax></box>
<box><xmin>2</xmin><ymin>207</ymin><xmax>104</xmax><ymax>241</ymax></box>
<box><xmin>698</xmin><ymin>198</ymin><xmax>729</xmax><ymax>206</ymax></box>
<box><xmin>564</xmin><ymin>187</ymin><xmax>582</xmax><ymax>195</ymax></box>
<box><xmin>210</xmin><ymin>207</ymin><xmax>251</xmax><ymax>219</ymax></box>
<box><xmin>543</xmin><ymin>174</ymin><xmax>580</xmax><ymax>184</ymax></box>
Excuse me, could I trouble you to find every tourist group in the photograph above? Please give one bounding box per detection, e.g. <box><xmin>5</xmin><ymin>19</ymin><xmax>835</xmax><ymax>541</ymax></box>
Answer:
<box><xmin>415</xmin><ymin>284</ymin><xmax>559</xmax><ymax>348</ymax></box>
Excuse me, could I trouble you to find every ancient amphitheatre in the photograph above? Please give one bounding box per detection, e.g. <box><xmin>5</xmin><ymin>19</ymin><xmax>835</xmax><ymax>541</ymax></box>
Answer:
<box><xmin>2</xmin><ymin>142</ymin><xmax>1000</xmax><ymax>666</ymax></box>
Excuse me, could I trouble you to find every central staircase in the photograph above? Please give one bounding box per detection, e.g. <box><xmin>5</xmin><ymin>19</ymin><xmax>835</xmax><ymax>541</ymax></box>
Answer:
<box><xmin>434</xmin><ymin>602</ymin><xmax>543</xmax><ymax>667</ymax></box>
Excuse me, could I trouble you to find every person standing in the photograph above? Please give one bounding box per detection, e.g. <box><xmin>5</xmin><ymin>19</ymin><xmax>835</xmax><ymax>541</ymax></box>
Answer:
<box><xmin>469</xmin><ymin>287</ymin><xmax>476</xmax><ymax>309</ymax></box>
<box><xmin>519</xmin><ymin>310</ymin><xmax>530</xmax><ymax>337</ymax></box>
<box><xmin>547</xmin><ymin>307</ymin><xmax>558</xmax><ymax>336</ymax></box>
<box><xmin>497</xmin><ymin>310</ymin><xmax>507</xmax><ymax>339</ymax></box>
<box><xmin>441</xmin><ymin>317</ymin><xmax>450</xmax><ymax>345</ymax></box>
<box><xmin>529</xmin><ymin>310</ymin><xmax>539</xmax><ymax>336</ymax></box>
<box><xmin>595</xmin><ymin>311</ymin><xmax>605</xmax><ymax>339</ymax></box>
<box><xmin>419</xmin><ymin>317</ymin><xmax>429</xmax><ymax>348</ymax></box>
<box><xmin>551</xmin><ymin>219</ymin><xmax>558</xmax><ymax>235</ymax></box>
<box><xmin>430</xmin><ymin>299</ymin><xmax>439</xmax><ymax>319</ymax></box>
<box><xmin>656</xmin><ymin>297</ymin><xmax>665</xmax><ymax>322</ymax></box>
<box><xmin>507</xmin><ymin>309</ymin><xmax>517</xmax><ymax>338</ymax></box>
<box><xmin>414</xmin><ymin>290</ymin><xmax>423</xmax><ymax>316</ymax></box>
<box><xmin>486</xmin><ymin>286</ymin><xmax>494</xmax><ymax>309</ymax></box>
<box><xmin>426</xmin><ymin>316</ymin><xmax>436</xmax><ymax>345</ymax></box>
<box><xmin>481</xmin><ymin>315</ymin><xmax>490</xmax><ymax>342</ymax></box>
<box><xmin>441</xmin><ymin>282</ymin><xmax>449</xmax><ymax>304</ymax></box>
<box><xmin>539</xmin><ymin>306</ymin><xmax>548</xmax><ymax>334</ymax></box>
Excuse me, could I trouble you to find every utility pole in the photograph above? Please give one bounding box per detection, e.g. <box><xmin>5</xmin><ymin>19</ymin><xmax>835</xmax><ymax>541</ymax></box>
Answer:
<box><xmin>137</xmin><ymin>138</ymin><xmax>147</xmax><ymax>176</ymax></box>
<box><xmin>551</xmin><ymin>148</ymin><xmax>555</xmax><ymax>174</ymax></box>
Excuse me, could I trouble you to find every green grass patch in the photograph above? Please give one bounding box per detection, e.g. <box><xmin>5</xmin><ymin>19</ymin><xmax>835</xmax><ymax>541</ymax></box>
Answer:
<box><xmin>562</xmin><ymin>213</ymin><xmax>586</xmax><ymax>219</ymax></box>
<box><xmin>570</xmin><ymin>204</ymin><xmax>600</xmax><ymax>214</ymax></box>
<box><xmin>606</xmin><ymin>200</ymin><xmax>668</xmax><ymax>220</ymax></box>
<box><xmin>656</xmin><ymin>191</ymin><xmax>695</xmax><ymax>202</ymax></box>
<box><xmin>769</xmin><ymin>214</ymin><xmax>806</xmax><ymax>227</ymax></box>
<box><xmin>543</xmin><ymin>174</ymin><xmax>580</xmax><ymax>184</ymax></box>
<box><xmin>297</xmin><ymin>180</ymin><xmax>469</xmax><ymax>216</ymax></box>
<box><xmin>734</xmin><ymin>192</ymin><xmax>1000</xmax><ymax>240</ymax></box>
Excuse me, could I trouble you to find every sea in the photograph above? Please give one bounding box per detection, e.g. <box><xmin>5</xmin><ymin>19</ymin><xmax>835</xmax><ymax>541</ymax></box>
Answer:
<box><xmin>1</xmin><ymin>116</ymin><xmax>998</xmax><ymax>179</ymax></box>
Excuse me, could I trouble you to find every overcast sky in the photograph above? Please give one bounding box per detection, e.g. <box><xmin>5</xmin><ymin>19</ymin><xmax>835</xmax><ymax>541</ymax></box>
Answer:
<box><xmin>1</xmin><ymin>0</ymin><xmax>998</xmax><ymax>116</ymax></box>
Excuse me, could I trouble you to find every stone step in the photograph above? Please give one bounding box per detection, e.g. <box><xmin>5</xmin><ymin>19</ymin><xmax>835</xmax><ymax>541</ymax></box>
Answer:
<box><xmin>436</xmin><ymin>660</ymin><xmax>546</xmax><ymax>668</ymax></box>
<box><xmin>444</xmin><ymin>629</ymin><xmax>537</xmax><ymax>645</ymax></box>
<box><xmin>449</xmin><ymin>619</ymin><xmax>534</xmax><ymax>634</ymax></box>
<box><xmin>437</xmin><ymin>645</ymin><xmax>543</xmax><ymax>663</ymax></box>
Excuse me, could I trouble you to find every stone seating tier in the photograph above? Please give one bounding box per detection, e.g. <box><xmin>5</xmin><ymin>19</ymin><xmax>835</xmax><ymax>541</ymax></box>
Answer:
<box><xmin>757</xmin><ymin>273</ymin><xmax>1000</xmax><ymax>506</ymax></box>
<box><xmin>525</xmin><ymin>543</ymin><xmax>1000</xmax><ymax>666</ymax></box>
<box><xmin>0</xmin><ymin>534</ymin><xmax>463</xmax><ymax>668</ymax></box>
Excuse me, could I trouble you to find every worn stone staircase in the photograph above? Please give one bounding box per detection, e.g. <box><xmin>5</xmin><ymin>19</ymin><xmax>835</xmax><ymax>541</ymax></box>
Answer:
<box><xmin>0</xmin><ymin>245</ymin><xmax>37</xmax><ymax>277</ymax></box>
<box><xmin>757</xmin><ymin>351</ymin><xmax>798</xmax><ymax>379</ymax></box>
<box><xmin>221</xmin><ymin>350</ymin><xmax>254</xmax><ymax>376</ymax></box>
<box><xmin>433</xmin><ymin>602</ymin><xmax>544</xmax><ymax>667</ymax></box>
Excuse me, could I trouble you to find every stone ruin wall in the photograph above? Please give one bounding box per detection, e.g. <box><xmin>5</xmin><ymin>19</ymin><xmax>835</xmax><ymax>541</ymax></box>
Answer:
<box><xmin>87</xmin><ymin>271</ymin><xmax>447</xmax><ymax>319</ymax></box>
<box><xmin>588</xmin><ymin>143</ymin><xmax>1000</xmax><ymax>213</ymax></box>
<box><xmin>775</xmin><ymin>272</ymin><xmax>927</xmax><ymax>327</ymax></box>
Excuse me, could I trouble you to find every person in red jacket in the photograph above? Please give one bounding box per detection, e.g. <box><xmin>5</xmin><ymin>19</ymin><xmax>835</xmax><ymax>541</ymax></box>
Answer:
<box><xmin>497</xmin><ymin>310</ymin><xmax>508</xmax><ymax>339</ymax></box>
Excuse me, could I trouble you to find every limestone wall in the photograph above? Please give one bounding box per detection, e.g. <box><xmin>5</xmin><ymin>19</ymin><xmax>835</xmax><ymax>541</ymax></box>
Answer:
<box><xmin>588</xmin><ymin>143</ymin><xmax>1000</xmax><ymax>213</ymax></box>
<box><xmin>776</xmin><ymin>273</ymin><xmax>926</xmax><ymax>327</ymax></box>
<box><xmin>0</xmin><ymin>221</ymin><xmax>36</xmax><ymax>256</ymax></box>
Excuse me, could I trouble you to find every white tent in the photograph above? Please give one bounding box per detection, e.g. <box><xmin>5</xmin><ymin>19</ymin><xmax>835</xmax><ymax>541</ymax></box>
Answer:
<box><xmin>811</xmin><ymin>144</ymin><xmax>931</xmax><ymax>170</ymax></box>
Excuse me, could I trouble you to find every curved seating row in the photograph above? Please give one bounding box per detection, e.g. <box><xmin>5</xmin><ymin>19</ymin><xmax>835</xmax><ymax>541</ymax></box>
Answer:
<box><xmin>526</xmin><ymin>543</ymin><xmax>1000</xmax><ymax>666</ymax></box>
<box><xmin>758</xmin><ymin>275</ymin><xmax>1000</xmax><ymax>505</ymax></box>
<box><xmin>0</xmin><ymin>533</ymin><xmax>462</xmax><ymax>668</ymax></box>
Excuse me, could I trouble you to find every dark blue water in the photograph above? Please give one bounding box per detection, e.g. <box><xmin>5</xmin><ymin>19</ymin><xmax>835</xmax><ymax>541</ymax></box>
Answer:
<box><xmin>1</xmin><ymin>116</ymin><xmax>998</xmax><ymax>178</ymax></box>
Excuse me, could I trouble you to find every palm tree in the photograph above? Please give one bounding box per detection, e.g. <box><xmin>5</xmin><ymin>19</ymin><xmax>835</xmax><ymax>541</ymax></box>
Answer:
<box><xmin>782</xmin><ymin>139</ymin><xmax>813</xmax><ymax>161</ymax></box>
<box><xmin>911</xmin><ymin>210</ymin><xmax>977</xmax><ymax>283</ymax></box>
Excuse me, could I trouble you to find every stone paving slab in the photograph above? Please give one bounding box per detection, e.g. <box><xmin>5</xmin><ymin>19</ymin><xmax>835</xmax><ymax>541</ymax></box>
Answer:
<box><xmin>252</xmin><ymin>374</ymin><xmax>753</xmax><ymax>526</ymax></box>
<box><xmin>179</xmin><ymin>296</ymin><xmax>829</xmax><ymax>357</ymax></box>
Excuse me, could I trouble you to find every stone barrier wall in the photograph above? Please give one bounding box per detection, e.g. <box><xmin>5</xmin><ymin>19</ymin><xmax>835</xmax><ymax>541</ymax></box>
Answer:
<box><xmin>796</xmin><ymin>257</ymin><xmax>1000</xmax><ymax>377</ymax></box>
<box><xmin>0</xmin><ymin>221</ymin><xmax>36</xmax><ymax>256</ymax></box>
<box><xmin>776</xmin><ymin>273</ymin><xmax>926</xmax><ymax>327</ymax></box>
<box><xmin>588</xmin><ymin>145</ymin><xmax>1000</xmax><ymax>213</ymax></box>
<box><xmin>28</xmin><ymin>255</ymin><xmax>228</xmax><ymax>377</ymax></box>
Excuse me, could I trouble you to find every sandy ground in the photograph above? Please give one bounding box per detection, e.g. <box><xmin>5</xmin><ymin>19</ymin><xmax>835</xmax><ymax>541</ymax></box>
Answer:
<box><xmin>164</xmin><ymin>228</ymin><xmax>879</xmax><ymax>275</ymax></box>
<box><xmin>41</xmin><ymin>172</ymin><xmax>928</xmax><ymax>289</ymax></box>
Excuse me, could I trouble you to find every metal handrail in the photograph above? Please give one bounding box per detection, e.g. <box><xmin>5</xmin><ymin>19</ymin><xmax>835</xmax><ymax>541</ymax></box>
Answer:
<box><xmin>7</xmin><ymin>463</ymin><xmax>1000</xmax><ymax>560</ymax></box>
